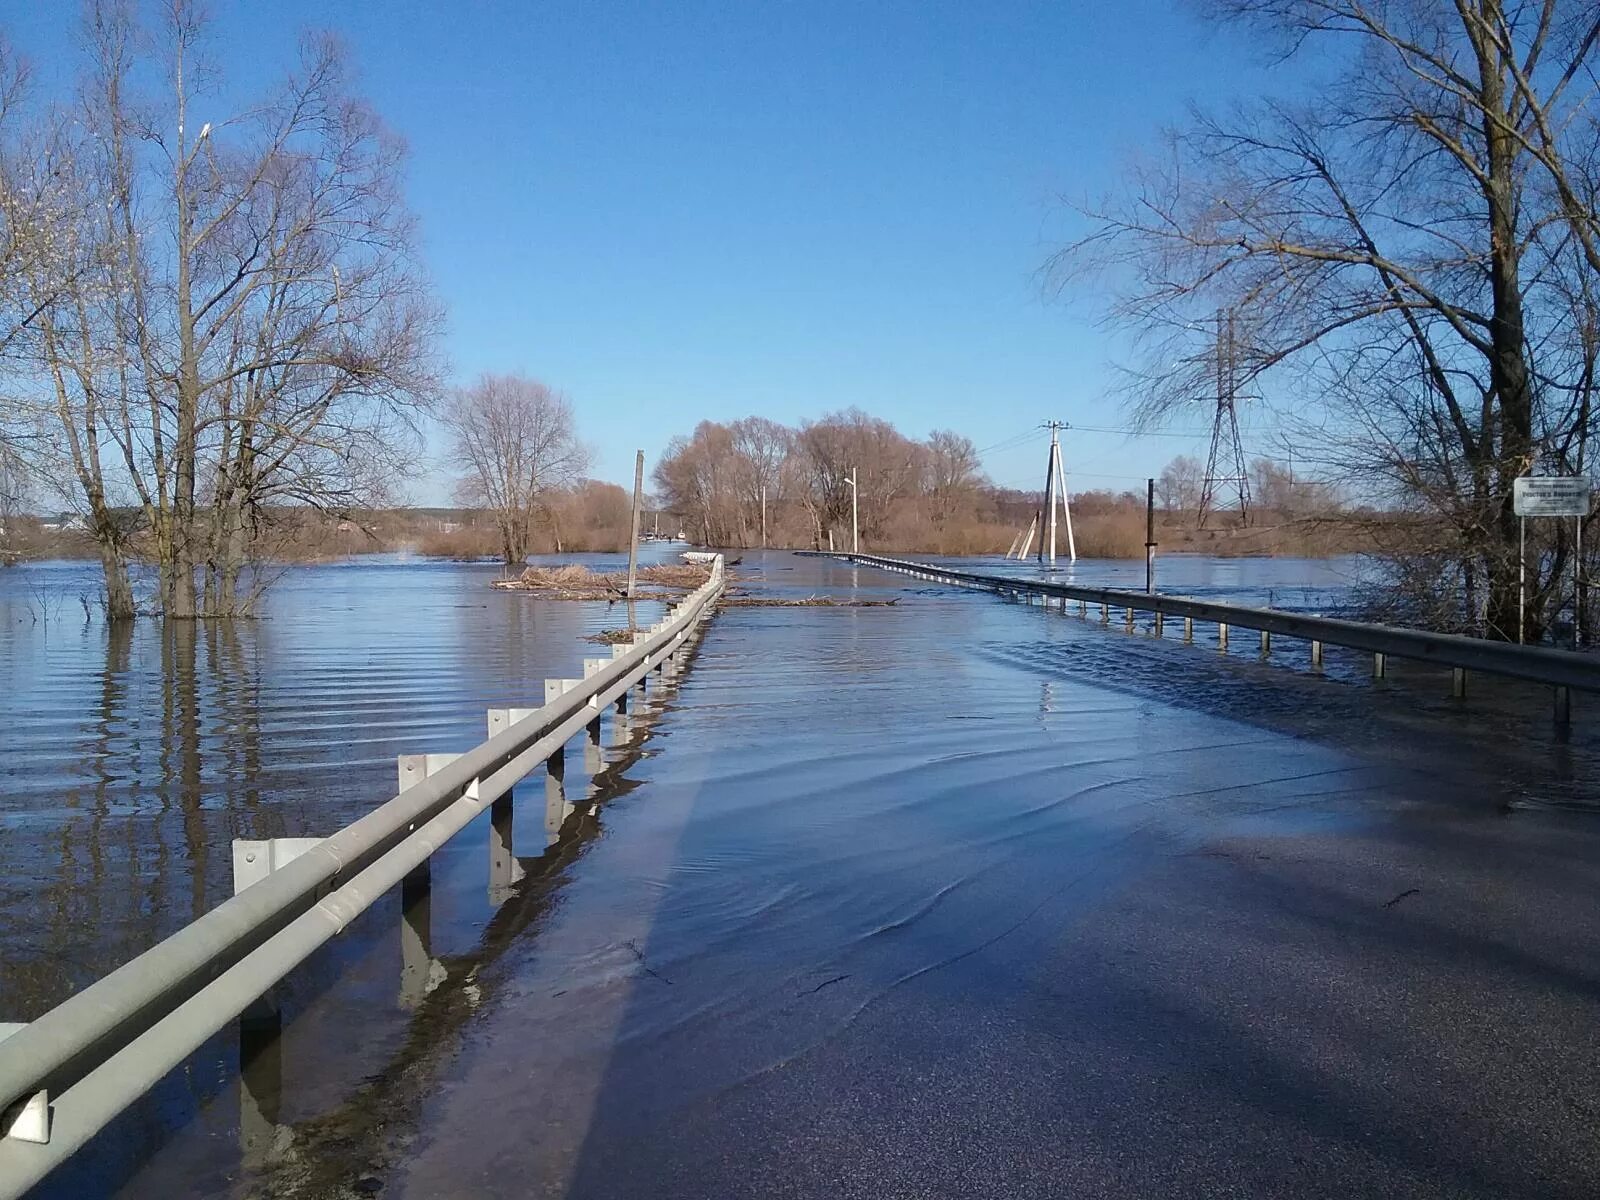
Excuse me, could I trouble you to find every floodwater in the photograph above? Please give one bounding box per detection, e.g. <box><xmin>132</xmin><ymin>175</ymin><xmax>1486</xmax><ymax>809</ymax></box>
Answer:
<box><xmin>4</xmin><ymin>550</ymin><xmax>1600</xmax><ymax>1197</ymax></box>
<box><xmin>948</xmin><ymin>550</ymin><xmax>1367</xmax><ymax>611</ymax></box>
<box><xmin>0</xmin><ymin>550</ymin><xmax>679</xmax><ymax>1196</ymax></box>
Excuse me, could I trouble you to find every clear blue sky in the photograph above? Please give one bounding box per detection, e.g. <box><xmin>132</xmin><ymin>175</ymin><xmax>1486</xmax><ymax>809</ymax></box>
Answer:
<box><xmin>9</xmin><ymin>1</ymin><xmax>1276</xmax><ymax>502</ymax></box>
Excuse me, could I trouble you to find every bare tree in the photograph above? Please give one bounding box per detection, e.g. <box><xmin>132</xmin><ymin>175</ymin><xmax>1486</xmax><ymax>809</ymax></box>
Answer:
<box><xmin>445</xmin><ymin>373</ymin><xmax>586</xmax><ymax>565</ymax></box>
<box><xmin>1157</xmin><ymin>454</ymin><xmax>1205</xmax><ymax>513</ymax></box>
<box><xmin>652</xmin><ymin>421</ymin><xmax>754</xmax><ymax>546</ymax></box>
<box><xmin>729</xmin><ymin>416</ymin><xmax>792</xmax><ymax>536</ymax></box>
<box><xmin>796</xmin><ymin>408</ymin><xmax>922</xmax><ymax>545</ymax></box>
<box><xmin>13</xmin><ymin>1</ymin><xmax>442</xmax><ymax>618</ymax></box>
<box><xmin>0</xmin><ymin>34</ymin><xmax>82</xmax><ymax>366</ymax></box>
<box><xmin>1056</xmin><ymin>0</ymin><xmax>1600</xmax><ymax>639</ymax></box>
<box><xmin>654</xmin><ymin>415</ymin><xmax>1000</xmax><ymax>549</ymax></box>
<box><xmin>925</xmin><ymin>430</ymin><xmax>983</xmax><ymax>526</ymax></box>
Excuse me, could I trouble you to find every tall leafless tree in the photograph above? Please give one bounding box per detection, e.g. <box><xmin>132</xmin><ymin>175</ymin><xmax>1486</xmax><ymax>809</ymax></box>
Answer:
<box><xmin>796</xmin><ymin>408</ymin><xmax>922</xmax><ymax>546</ymax></box>
<box><xmin>1157</xmin><ymin>454</ymin><xmax>1205</xmax><ymax>514</ymax></box>
<box><xmin>1056</xmin><ymin>0</ymin><xmax>1600</xmax><ymax>639</ymax></box>
<box><xmin>12</xmin><ymin>0</ymin><xmax>441</xmax><ymax>618</ymax></box>
<box><xmin>444</xmin><ymin>373</ymin><xmax>587</xmax><ymax>565</ymax></box>
<box><xmin>925</xmin><ymin>430</ymin><xmax>982</xmax><ymax>526</ymax></box>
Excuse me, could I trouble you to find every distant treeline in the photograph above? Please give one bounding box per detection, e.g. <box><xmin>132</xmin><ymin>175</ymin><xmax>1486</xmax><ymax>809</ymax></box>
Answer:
<box><xmin>0</xmin><ymin>484</ymin><xmax>650</xmax><ymax>566</ymax></box>
<box><xmin>650</xmin><ymin>409</ymin><xmax>1371</xmax><ymax>557</ymax></box>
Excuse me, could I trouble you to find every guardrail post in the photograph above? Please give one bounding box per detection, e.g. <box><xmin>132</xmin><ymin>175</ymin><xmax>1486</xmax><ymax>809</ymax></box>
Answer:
<box><xmin>583</xmin><ymin>658</ymin><xmax>609</xmax><ymax>741</ymax></box>
<box><xmin>399</xmin><ymin>862</ymin><xmax>433</xmax><ymax>1009</ymax></box>
<box><xmin>230</xmin><ymin>837</ymin><xmax>323</xmax><ymax>1023</ymax></box>
<box><xmin>1373</xmin><ymin>652</ymin><xmax>1387</xmax><ymax>679</ymax></box>
<box><xmin>0</xmin><ymin>1024</ymin><xmax>48</xmax><ymax>1144</ymax></box>
<box><xmin>238</xmin><ymin>1008</ymin><xmax>282</xmax><ymax>1172</ymax></box>
<box><xmin>1452</xmin><ymin>668</ymin><xmax>1467</xmax><ymax>699</ymax></box>
<box><xmin>545</xmin><ymin>766</ymin><xmax>569</xmax><ymax>846</ymax></box>
<box><xmin>488</xmin><ymin>787</ymin><xmax>522</xmax><ymax>900</ymax></box>
<box><xmin>1555</xmin><ymin>686</ymin><xmax>1572</xmax><ymax>727</ymax></box>
<box><xmin>1311</xmin><ymin>639</ymin><xmax>1323</xmax><ymax>669</ymax></box>
<box><xmin>612</xmin><ymin>642</ymin><xmax>633</xmax><ymax>711</ymax></box>
<box><xmin>544</xmin><ymin>679</ymin><xmax>582</xmax><ymax>773</ymax></box>
<box><xmin>232</xmin><ymin>838</ymin><xmax>323</xmax><ymax>894</ymax></box>
<box><xmin>395</xmin><ymin>754</ymin><xmax>461</xmax><ymax>1009</ymax></box>
<box><xmin>1218</xmin><ymin>622</ymin><xmax>1229</xmax><ymax>652</ymax></box>
<box><xmin>486</xmin><ymin>710</ymin><xmax>536</xmax><ymax>899</ymax></box>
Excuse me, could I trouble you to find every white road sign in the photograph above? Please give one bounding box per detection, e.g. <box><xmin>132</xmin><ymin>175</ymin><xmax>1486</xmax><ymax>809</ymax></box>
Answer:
<box><xmin>1514</xmin><ymin>476</ymin><xmax>1591</xmax><ymax>518</ymax></box>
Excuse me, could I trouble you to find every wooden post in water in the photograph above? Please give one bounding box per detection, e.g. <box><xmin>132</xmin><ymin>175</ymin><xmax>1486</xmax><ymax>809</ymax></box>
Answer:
<box><xmin>626</xmin><ymin>450</ymin><xmax>645</xmax><ymax>601</ymax></box>
<box><xmin>1145</xmin><ymin>478</ymin><xmax>1157</xmax><ymax>594</ymax></box>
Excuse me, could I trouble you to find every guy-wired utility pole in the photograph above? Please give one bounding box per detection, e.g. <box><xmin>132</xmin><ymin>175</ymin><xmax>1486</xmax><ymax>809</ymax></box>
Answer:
<box><xmin>1037</xmin><ymin>421</ymin><xmax>1076</xmax><ymax>566</ymax></box>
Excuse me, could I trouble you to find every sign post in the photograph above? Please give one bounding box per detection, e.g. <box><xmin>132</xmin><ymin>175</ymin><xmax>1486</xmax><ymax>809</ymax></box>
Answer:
<box><xmin>1513</xmin><ymin>476</ymin><xmax>1592</xmax><ymax>647</ymax></box>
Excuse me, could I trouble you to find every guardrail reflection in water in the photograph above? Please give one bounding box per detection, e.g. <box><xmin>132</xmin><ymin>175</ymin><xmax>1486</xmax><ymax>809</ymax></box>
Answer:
<box><xmin>827</xmin><ymin>552</ymin><xmax>1600</xmax><ymax>725</ymax></box>
<box><xmin>0</xmin><ymin>557</ymin><xmax>726</xmax><ymax>1199</ymax></box>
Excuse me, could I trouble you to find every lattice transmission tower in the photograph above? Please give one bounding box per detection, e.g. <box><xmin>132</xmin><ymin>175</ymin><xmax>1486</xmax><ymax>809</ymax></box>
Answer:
<box><xmin>1198</xmin><ymin>309</ymin><xmax>1251</xmax><ymax>528</ymax></box>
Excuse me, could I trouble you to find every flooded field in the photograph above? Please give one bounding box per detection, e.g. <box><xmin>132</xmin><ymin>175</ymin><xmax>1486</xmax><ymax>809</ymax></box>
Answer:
<box><xmin>4</xmin><ymin>550</ymin><xmax>1600</xmax><ymax>1197</ymax></box>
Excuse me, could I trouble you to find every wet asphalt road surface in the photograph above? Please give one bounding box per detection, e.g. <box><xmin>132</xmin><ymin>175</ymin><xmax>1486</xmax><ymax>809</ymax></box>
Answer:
<box><xmin>129</xmin><ymin>552</ymin><xmax>1600</xmax><ymax>1199</ymax></box>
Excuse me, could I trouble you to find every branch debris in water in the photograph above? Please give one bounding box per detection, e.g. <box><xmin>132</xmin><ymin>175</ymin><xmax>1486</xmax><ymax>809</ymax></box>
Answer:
<box><xmin>491</xmin><ymin>562</ymin><xmax>711</xmax><ymax>600</ymax></box>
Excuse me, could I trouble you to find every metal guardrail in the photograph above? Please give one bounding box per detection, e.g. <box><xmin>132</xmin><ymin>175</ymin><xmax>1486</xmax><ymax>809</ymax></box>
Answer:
<box><xmin>830</xmin><ymin>552</ymin><xmax>1599</xmax><ymax>720</ymax></box>
<box><xmin>0</xmin><ymin>557</ymin><xmax>725</xmax><ymax>1198</ymax></box>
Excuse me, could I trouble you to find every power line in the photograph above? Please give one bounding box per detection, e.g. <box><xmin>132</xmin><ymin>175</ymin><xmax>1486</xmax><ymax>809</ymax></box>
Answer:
<box><xmin>976</xmin><ymin>424</ymin><xmax>1215</xmax><ymax>463</ymax></box>
<box><xmin>1067</xmin><ymin>424</ymin><xmax>1214</xmax><ymax>439</ymax></box>
<box><xmin>994</xmin><ymin>469</ymin><xmax>1150</xmax><ymax>487</ymax></box>
<box><xmin>974</xmin><ymin>428</ymin><xmax>1039</xmax><ymax>457</ymax></box>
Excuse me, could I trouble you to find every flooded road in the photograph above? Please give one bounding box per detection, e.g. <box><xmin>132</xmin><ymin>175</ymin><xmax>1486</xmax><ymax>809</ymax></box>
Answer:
<box><xmin>6</xmin><ymin>551</ymin><xmax>1600</xmax><ymax>1196</ymax></box>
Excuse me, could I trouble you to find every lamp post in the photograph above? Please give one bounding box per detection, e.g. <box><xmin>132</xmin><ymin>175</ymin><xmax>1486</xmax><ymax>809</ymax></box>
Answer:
<box><xmin>845</xmin><ymin>469</ymin><xmax>859</xmax><ymax>553</ymax></box>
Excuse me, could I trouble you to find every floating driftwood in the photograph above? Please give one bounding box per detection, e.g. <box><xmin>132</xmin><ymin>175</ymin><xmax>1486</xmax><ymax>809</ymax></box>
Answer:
<box><xmin>492</xmin><ymin>562</ymin><xmax>711</xmax><ymax>600</ymax></box>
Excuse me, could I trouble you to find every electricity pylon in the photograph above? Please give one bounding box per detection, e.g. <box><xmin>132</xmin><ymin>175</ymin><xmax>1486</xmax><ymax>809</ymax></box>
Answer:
<box><xmin>1198</xmin><ymin>309</ymin><xmax>1251</xmax><ymax>528</ymax></box>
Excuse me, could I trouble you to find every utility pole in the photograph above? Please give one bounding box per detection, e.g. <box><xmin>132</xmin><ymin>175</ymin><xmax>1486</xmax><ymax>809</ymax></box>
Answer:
<box><xmin>1037</xmin><ymin>421</ymin><xmax>1076</xmax><ymax>566</ymax></box>
<box><xmin>625</xmin><ymin>449</ymin><xmax>644</xmax><ymax>600</ymax></box>
<box><xmin>1042</xmin><ymin>425</ymin><xmax>1058</xmax><ymax>565</ymax></box>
